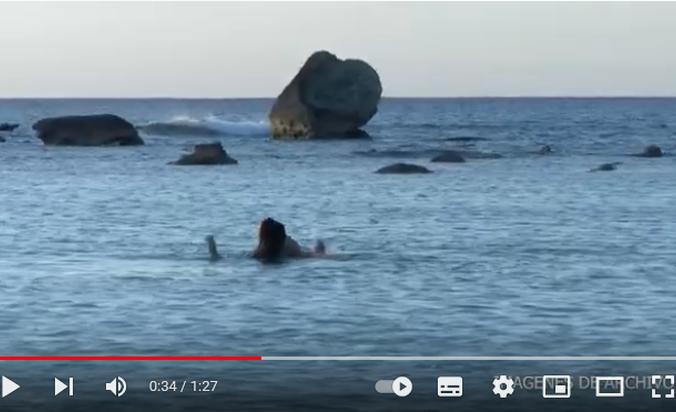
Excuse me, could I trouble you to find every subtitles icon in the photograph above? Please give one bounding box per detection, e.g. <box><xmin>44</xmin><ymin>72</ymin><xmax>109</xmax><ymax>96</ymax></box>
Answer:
<box><xmin>651</xmin><ymin>375</ymin><xmax>675</xmax><ymax>399</ymax></box>
<box><xmin>437</xmin><ymin>376</ymin><xmax>463</xmax><ymax>398</ymax></box>
<box><xmin>542</xmin><ymin>375</ymin><xmax>571</xmax><ymax>399</ymax></box>
<box><xmin>595</xmin><ymin>376</ymin><xmax>624</xmax><ymax>398</ymax></box>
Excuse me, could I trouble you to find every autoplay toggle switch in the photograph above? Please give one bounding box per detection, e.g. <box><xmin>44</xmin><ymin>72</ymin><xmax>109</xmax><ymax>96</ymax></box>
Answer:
<box><xmin>375</xmin><ymin>376</ymin><xmax>413</xmax><ymax>397</ymax></box>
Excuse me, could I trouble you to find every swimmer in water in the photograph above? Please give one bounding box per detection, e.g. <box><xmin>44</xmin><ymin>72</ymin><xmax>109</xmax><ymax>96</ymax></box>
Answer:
<box><xmin>206</xmin><ymin>217</ymin><xmax>326</xmax><ymax>262</ymax></box>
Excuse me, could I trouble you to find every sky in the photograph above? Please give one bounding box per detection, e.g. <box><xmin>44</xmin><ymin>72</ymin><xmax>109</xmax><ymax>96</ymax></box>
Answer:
<box><xmin>1</xmin><ymin>1</ymin><xmax>676</xmax><ymax>98</ymax></box>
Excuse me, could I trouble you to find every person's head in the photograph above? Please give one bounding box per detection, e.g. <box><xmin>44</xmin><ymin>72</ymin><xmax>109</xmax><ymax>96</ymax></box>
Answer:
<box><xmin>255</xmin><ymin>217</ymin><xmax>287</xmax><ymax>261</ymax></box>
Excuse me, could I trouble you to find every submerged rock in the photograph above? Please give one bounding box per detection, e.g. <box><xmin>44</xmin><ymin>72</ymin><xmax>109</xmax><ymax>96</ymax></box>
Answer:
<box><xmin>375</xmin><ymin>163</ymin><xmax>432</xmax><ymax>174</ymax></box>
<box><xmin>589</xmin><ymin>162</ymin><xmax>622</xmax><ymax>172</ymax></box>
<box><xmin>0</xmin><ymin>123</ymin><xmax>19</xmax><ymax>132</ymax></box>
<box><xmin>431</xmin><ymin>150</ymin><xmax>466</xmax><ymax>163</ymax></box>
<box><xmin>138</xmin><ymin>122</ymin><xmax>223</xmax><ymax>137</ymax></box>
<box><xmin>0</xmin><ymin>136</ymin><xmax>5</xmax><ymax>143</ymax></box>
<box><xmin>269</xmin><ymin>51</ymin><xmax>382</xmax><ymax>139</ymax></box>
<box><xmin>632</xmin><ymin>145</ymin><xmax>663</xmax><ymax>158</ymax></box>
<box><xmin>33</xmin><ymin>114</ymin><xmax>143</xmax><ymax>146</ymax></box>
<box><xmin>170</xmin><ymin>143</ymin><xmax>238</xmax><ymax>166</ymax></box>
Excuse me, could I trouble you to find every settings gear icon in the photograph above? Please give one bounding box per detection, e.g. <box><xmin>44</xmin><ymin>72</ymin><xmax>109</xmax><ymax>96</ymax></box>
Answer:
<box><xmin>492</xmin><ymin>375</ymin><xmax>515</xmax><ymax>398</ymax></box>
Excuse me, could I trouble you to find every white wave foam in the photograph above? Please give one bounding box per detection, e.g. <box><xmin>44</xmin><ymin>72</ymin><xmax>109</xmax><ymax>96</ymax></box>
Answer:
<box><xmin>165</xmin><ymin>115</ymin><xmax>270</xmax><ymax>137</ymax></box>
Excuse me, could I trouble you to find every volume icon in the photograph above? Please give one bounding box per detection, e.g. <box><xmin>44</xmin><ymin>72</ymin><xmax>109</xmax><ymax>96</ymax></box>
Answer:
<box><xmin>105</xmin><ymin>376</ymin><xmax>127</xmax><ymax>397</ymax></box>
<box><xmin>54</xmin><ymin>377</ymin><xmax>74</xmax><ymax>397</ymax></box>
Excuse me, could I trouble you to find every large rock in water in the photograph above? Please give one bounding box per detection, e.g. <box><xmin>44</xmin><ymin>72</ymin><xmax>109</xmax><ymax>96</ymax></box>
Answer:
<box><xmin>170</xmin><ymin>143</ymin><xmax>238</xmax><ymax>166</ymax></box>
<box><xmin>269</xmin><ymin>51</ymin><xmax>382</xmax><ymax>139</ymax></box>
<box><xmin>33</xmin><ymin>114</ymin><xmax>143</xmax><ymax>146</ymax></box>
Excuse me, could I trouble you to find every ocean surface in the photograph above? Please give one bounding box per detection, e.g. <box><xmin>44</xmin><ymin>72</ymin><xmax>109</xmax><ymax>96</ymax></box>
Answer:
<box><xmin>0</xmin><ymin>98</ymin><xmax>675</xmax><ymax>410</ymax></box>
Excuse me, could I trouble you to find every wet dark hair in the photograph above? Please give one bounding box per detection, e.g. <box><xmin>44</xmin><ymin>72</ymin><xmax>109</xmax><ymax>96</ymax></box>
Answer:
<box><xmin>254</xmin><ymin>218</ymin><xmax>287</xmax><ymax>261</ymax></box>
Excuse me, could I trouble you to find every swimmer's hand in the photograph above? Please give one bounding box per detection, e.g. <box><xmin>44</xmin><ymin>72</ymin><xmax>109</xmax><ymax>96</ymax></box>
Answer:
<box><xmin>206</xmin><ymin>235</ymin><xmax>222</xmax><ymax>261</ymax></box>
<box><xmin>314</xmin><ymin>240</ymin><xmax>326</xmax><ymax>255</ymax></box>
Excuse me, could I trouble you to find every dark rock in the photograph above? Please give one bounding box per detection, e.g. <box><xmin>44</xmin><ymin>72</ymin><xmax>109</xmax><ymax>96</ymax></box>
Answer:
<box><xmin>170</xmin><ymin>143</ymin><xmax>238</xmax><ymax>166</ymax></box>
<box><xmin>138</xmin><ymin>122</ymin><xmax>223</xmax><ymax>137</ymax></box>
<box><xmin>33</xmin><ymin>114</ymin><xmax>143</xmax><ymax>146</ymax></box>
<box><xmin>431</xmin><ymin>151</ymin><xmax>466</xmax><ymax>163</ymax></box>
<box><xmin>269</xmin><ymin>51</ymin><xmax>382</xmax><ymax>139</ymax></box>
<box><xmin>0</xmin><ymin>136</ymin><xmax>5</xmax><ymax>143</ymax></box>
<box><xmin>633</xmin><ymin>145</ymin><xmax>663</xmax><ymax>158</ymax></box>
<box><xmin>590</xmin><ymin>162</ymin><xmax>622</xmax><ymax>172</ymax></box>
<box><xmin>0</xmin><ymin>123</ymin><xmax>19</xmax><ymax>132</ymax></box>
<box><xmin>375</xmin><ymin>163</ymin><xmax>432</xmax><ymax>174</ymax></box>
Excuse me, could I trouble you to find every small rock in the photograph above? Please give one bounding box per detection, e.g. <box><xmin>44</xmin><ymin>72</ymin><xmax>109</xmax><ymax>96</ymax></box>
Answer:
<box><xmin>170</xmin><ymin>143</ymin><xmax>238</xmax><ymax>166</ymax></box>
<box><xmin>375</xmin><ymin>163</ymin><xmax>432</xmax><ymax>174</ymax></box>
<box><xmin>0</xmin><ymin>123</ymin><xmax>19</xmax><ymax>132</ymax></box>
<box><xmin>589</xmin><ymin>162</ymin><xmax>622</xmax><ymax>172</ymax></box>
<box><xmin>431</xmin><ymin>151</ymin><xmax>466</xmax><ymax>163</ymax></box>
<box><xmin>633</xmin><ymin>145</ymin><xmax>663</xmax><ymax>158</ymax></box>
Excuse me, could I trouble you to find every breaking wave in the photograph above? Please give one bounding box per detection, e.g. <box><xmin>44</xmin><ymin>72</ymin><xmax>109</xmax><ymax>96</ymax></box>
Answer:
<box><xmin>138</xmin><ymin>115</ymin><xmax>270</xmax><ymax>137</ymax></box>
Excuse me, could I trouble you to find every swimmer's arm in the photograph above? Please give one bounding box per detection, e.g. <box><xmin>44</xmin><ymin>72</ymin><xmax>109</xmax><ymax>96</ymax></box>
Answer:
<box><xmin>285</xmin><ymin>237</ymin><xmax>327</xmax><ymax>258</ymax></box>
<box><xmin>205</xmin><ymin>235</ymin><xmax>222</xmax><ymax>261</ymax></box>
<box><xmin>312</xmin><ymin>240</ymin><xmax>326</xmax><ymax>256</ymax></box>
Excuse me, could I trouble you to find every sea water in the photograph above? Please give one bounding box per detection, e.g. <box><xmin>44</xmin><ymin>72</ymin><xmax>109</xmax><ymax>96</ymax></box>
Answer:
<box><xmin>0</xmin><ymin>98</ymin><xmax>675</xmax><ymax>410</ymax></box>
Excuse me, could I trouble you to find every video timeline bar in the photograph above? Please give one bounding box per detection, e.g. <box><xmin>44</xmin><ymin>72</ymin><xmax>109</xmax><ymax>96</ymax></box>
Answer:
<box><xmin>0</xmin><ymin>356</ymin><xmax>262</xmax><ymax>361</ymax></box>
<box><xmin>4</xmin><ymin>355</ymin><xmax>676</xmax><ymax>361</ymax></box>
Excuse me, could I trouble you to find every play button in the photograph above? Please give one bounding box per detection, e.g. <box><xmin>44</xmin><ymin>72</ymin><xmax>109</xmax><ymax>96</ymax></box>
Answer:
<box><xmin>392</xmin><ymin>376</ymin><xmax>413</xmax><ymax>397</ymax></box>
<box><xmin>1</xmin><ymin>376</ymin><xmax>20</xmax><ymax>398</ymax></box>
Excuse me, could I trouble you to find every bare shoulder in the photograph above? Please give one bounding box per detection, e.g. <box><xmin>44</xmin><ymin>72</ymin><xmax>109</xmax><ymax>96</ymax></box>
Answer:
<box><xmin>284</xmin><ymin>236</ymin><xmax>304</xmax><ymax>257</ymax></box>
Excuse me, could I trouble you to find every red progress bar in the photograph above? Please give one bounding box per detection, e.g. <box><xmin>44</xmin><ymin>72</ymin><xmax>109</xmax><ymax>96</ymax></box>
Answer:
<box><xmin>0</xmin><ymin>356</ymin><xmax>262</xmax><ymax>361</ymax></box>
